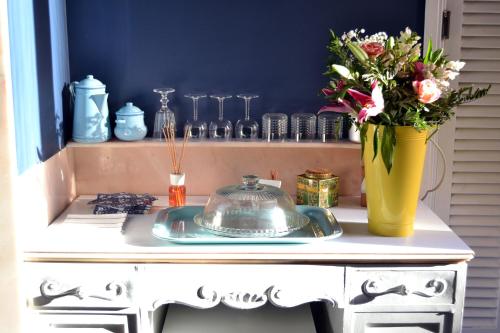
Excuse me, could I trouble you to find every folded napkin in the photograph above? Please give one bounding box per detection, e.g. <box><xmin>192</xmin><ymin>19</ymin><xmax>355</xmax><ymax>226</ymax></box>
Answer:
<box><xmin>88</xmin><ymin>192</ymin><xmax>158</xmax><ymax>215</ymax></box>
<box><xmin>64</xmin><ymin>213</ymin><xmax>127</xmax><ymax>228</ymax></box>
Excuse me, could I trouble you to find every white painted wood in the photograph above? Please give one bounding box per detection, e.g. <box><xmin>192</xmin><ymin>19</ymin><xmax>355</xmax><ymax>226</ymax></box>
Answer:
<box><xmin>422</xmin><ymin>0</ymin><xmax>447</xmax><ymax>212</ymax></box>
<box><xmin>23</xmin><ymin>196</ymin><xmax>473</xmax><ymax>333</ymax></box>
<box><xmin>347</xmin><ymin>269</ymin><xmax>455</xmax><ymax>306</ymax></box>
<box><xmin>343</xmin><ymin>263</ymin><xmax>468</xmax><ymax>333</ymax></box>
<box><xmin>24</xmin><ymin>263</ymin><xmax>137</xmax><ymax>308</ymax></box>
<box><xmin>37</xmin><ymin>313</ymin><xmax>130</xmax><ymax>333</ymax></box>
<box><xmin>437</xmin><ymin>0</ymin><xmax>500</xmax><ymax>331</ymax></box>
<box><xmin>352</xmin><ymin>312</ymin><xmax>448</xmax><ymax>333</ymax></box>
<box><xmin>140</xmin><ymin>264</ymin><xmax>343</xmax><ymax>311</ymax></box>
<box><xmin>22</xmin><ymin>196</ymin><xmax>473</xmax><ymax>263</ymax></box>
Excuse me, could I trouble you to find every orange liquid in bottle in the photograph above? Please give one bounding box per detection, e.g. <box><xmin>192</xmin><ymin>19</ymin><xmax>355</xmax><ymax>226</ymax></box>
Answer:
<box><xmin>169</xmin><ymin>185</ymin><xmax>186</xmax><ymax>207</ymax></box>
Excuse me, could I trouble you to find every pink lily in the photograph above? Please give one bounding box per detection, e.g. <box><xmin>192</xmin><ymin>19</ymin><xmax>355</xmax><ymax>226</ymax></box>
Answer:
<box><xmin>319</xmin><ymin>99</ymin><xmax>355</xmax><ymax>113</ymax></box>
<box><xmin>347</xmin><ymin>81</ymin><xmax>384</xmax><ymax>123</ymax></box>
<box><xmin>322</xmin><ymin>80</ymin><xmax>345</xmax><ymax>96</ymax></box>
<box><xmin>321</xmin><ymin>88</ymin><xmax>336</xmax><ymax>96</ymax></box>
<box><xmin>413</xmin><ymin>61</ymin><xmax>425</xmax><ymax>81</ymax></box>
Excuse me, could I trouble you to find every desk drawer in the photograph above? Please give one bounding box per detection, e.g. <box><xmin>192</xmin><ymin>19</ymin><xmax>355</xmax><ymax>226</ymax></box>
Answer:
<box><xmin>25</xmin><ymin>263</ymin><xmax>137</xmax><ymax>309</ymax></box>
<box><xmin>141</xmin><ymin>264</ymin><xmax>345</xmax><ymax>310</ymax></box>
<box><xmin>347</xmin><ymin>267</ymin><xmax>456</xmax><ymax>306</ymax></box>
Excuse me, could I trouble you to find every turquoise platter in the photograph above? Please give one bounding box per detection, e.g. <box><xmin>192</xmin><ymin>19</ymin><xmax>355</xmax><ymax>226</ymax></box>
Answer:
<box><xmin>152</xmin><ymin>205</ymin><xmax>343</xmax><ymax>244</ymax></box>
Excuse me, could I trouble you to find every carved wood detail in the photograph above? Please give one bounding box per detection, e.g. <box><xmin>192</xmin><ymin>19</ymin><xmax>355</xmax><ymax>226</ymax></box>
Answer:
<box><xmin>153</xmin><ymin>285</ymin><xmax>337</xmax><ymax>310</ymax></box>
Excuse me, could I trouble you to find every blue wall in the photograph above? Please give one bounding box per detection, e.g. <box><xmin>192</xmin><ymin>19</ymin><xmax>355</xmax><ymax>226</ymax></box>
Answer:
<box><xmin>8</xmin><ymin>0</ymin><xmax>424</xmax><ymax>172</ymax></box>
<box><xmin>67</xmin><ymin>0</ymin><xmax>425</xmax><ymax>137</ymax></box>
<box><xmin>8</xmin><ymin>0</ymin><xmax>70</xmax><ymax>173</ymax></box>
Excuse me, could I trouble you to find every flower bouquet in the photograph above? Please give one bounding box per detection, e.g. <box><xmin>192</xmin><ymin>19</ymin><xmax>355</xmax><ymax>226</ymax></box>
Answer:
<box><xmin>320</xmin><ymin>27</ymin><xmax>489</xmax><ymax>236</ymax></box>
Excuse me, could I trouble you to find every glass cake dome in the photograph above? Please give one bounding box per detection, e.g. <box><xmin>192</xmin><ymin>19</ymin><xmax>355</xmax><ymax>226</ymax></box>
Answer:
<box><xmin>193</xmin><ymin>175</ymin><xmax>310</xmax><ymax>237</ymax></box>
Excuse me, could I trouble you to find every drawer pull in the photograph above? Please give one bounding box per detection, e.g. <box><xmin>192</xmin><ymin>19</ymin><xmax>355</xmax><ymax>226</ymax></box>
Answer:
<box><xmin>40</xmin><ymin>279</ymin><xmax>125</xmax><ymax>301</ymax></box>
<box><xmin>413</xmin><ymin>279</ymin><xmax>447</xmax><ymax>297</ymax></box>
<box><xmin>362</xmin><ymin>278</ymin><xmax>447</xmax><ymax>299</ymax></box>
<box><xmin>362</xmin><ymin>280</ymin><xmax>409</xmax><ymax>298</ymax></box>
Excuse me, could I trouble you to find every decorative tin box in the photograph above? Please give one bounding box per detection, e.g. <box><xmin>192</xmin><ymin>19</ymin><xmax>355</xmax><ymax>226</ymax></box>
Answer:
<box><xmin>296</xmin><ymin>169</ymin><xmax>339</xmax><ymax>208</ymax></box>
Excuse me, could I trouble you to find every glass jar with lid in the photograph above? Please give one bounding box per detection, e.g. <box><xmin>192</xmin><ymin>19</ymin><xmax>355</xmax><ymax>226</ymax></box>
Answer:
<box><xmin>194</xmin><ymin>175</ymin><xmax>309</xmax><ymax>237</ymax></box>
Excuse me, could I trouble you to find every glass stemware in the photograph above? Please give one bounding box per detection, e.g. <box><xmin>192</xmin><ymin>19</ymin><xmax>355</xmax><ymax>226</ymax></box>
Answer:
<box><xmin>235</xmin><ymin>94</ymin><xmax>259</xmax><ymax>140</ymax></box>
<box><xmin>153</xmin><ymin>87</ymin><xmax>176</xmax><ymax>140</ymax></box>
<box><xmin>209</xmin><ymin>94</ymin><xmax>233</xmax><ymax>140</ymax></box>
<box><xmin>184</xmin><ymin>93</ymin><xmax>208</xmax><ymax>140</ymax></box>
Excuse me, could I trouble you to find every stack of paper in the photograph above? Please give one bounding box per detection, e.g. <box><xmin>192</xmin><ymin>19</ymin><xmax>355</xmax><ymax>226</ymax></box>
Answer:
<box><xmin>63</xmin><ymin>213</ymin><xmax>127</xmax><ymax>229</ymax></box>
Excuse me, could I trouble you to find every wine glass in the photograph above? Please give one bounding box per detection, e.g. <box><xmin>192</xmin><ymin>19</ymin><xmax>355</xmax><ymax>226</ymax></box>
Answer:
<box><xmin>184</xmin><ymin>93</ymin><xmax>208</xmax><ymax>140</ymax></box>
<box><xmin>153</xmin><ymin>87</ymin><xmax>176</xmax><ymax>140</ymax></box>
<box><xmin>235</xmin><ymin>94</ymin><xmax>259</xmax><ymax>140</ymax></box>
<box><xmin>209</xmin><ymin>94</ymin><xmax>233</xmax><ymax>140</ymax></box>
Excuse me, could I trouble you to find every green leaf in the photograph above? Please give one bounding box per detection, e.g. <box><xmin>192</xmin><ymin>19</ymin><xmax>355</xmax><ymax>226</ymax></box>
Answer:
<box><xmin>331</xmin><ymin>64</ymin><xmax>354</xmax><ymax>80</ymax></box>
<box><xmin>360</xmin><ymin>124</ymin><xmax>368</xmax><ymax>159</ymax></box>
<box><xmin>381</xmin><ymin>126</ymin><xmax>395</xmax><ymax>173</ymax></box>
<box><xmin>347</xmin><ymin>42</ymin><xmax>369</xmax><ymax>63</ymax></box>
<box><xmin>372</xmin><ymin>126</ymin><xmax>379</xmax><ymax>162</ymax></box>
<box><xmin>379</xmin><ymin>112</ymin><xmax>392</xmax><ymax>125</ymax></box>
<box><xmin>430</xmin><ymin>48</ymin><xmax>443</xmax><ymax>63</ymax></box>
<box><xmin>423</xmin><ymin>39</ymin><xmax>433</xmax><ymax>64</ymax></box>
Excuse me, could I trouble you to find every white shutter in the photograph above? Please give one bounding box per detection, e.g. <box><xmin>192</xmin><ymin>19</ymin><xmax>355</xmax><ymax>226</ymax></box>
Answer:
<box><xmin>447</xmin><ymin>0</ymin><xmax>500</xmax><ymax>331</ymax></box>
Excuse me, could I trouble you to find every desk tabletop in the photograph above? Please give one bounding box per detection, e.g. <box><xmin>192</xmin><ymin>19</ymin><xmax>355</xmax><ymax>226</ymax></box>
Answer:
<box><xmin>23</xmin><ymin>196</ymin><xmax>474</xmax><ymax>264</ymax></box>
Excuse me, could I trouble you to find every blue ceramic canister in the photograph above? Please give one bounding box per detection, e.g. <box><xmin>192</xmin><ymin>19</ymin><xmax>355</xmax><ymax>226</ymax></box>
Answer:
<box><xmin>114</xmin><ymin>102</ymin><xmax>147</xmax><ymax>141</ymax></box>
<box><xmin>70</xmin><ymin>75</ymin><xmax>110</xmax><ymax>143</ymax></box>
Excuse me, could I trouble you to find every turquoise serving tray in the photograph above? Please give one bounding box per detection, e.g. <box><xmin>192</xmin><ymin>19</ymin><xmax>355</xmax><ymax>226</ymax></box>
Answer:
<box><xmin>152</xmin><ymin>205</ymin><xmax>342</xmax><ymax>244</ymax></box>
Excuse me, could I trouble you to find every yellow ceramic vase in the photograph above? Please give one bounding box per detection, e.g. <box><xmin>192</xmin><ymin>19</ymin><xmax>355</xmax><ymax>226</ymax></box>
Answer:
<box><xmin>363</xmin><ymin>124</ymin><xmax>428</xmax><ymax>237</ymax></box>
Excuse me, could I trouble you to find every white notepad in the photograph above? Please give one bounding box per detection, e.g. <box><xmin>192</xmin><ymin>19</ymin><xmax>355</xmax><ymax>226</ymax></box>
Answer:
<box><xmin>63</xmin><ymin>213</ymin><xmax>127</xmax><ymax>228</ymax></box>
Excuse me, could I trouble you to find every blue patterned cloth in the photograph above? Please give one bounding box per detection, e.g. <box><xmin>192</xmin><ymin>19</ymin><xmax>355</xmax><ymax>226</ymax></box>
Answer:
<box><xmin>88</xmin><ymin>192</ymin><xmax>157</xmax><ymax>214</ymax></box>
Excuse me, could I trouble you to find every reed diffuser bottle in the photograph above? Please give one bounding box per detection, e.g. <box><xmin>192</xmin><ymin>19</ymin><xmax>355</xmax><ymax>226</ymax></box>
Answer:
<box><xmin>169</xmin><ymin>173</ymin><xmax>186</xmax><ymax>207</ymax></box>
<box><xmin>163</xmin><ymin>124</ymin><xmax>190</xmax><ymax>207</ymax></box>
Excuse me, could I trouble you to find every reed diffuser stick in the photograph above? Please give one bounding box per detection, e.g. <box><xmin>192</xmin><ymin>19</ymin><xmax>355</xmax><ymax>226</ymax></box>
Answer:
<box><xmin>163</xmin><ymin>126</ymin><xmax>177</xmax><ymax>172</ymax></box>
<box><xmin>163</xmin><ymin>124</ymin><xmax>189</xmax><ymax>174</ymax></box>
<box><xmin>176</xmin><ymin>126</ymin><xmax>190</xmax><ymax>174</ymax></box>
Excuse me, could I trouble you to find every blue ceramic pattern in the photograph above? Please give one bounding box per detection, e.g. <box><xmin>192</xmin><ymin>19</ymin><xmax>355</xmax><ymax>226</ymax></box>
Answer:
<box><xmin>89</xmin><ymin>192</ymin><xmax>157</xmax><ymax>214</ymax></box>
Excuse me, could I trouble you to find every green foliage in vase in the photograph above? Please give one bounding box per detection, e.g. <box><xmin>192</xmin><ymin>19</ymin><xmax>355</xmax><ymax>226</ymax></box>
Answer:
<box><xmin>320</xmin><ymin>27</ymin><xmax>490</xmax><ymax>173</ymax></box>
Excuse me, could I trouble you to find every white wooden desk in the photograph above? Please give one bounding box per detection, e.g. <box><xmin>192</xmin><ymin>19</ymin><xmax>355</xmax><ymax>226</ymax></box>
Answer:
<box><xmin>23</xmin><ymin>196</ymin><xmax>473</xmax><ymax>333</ymax></box>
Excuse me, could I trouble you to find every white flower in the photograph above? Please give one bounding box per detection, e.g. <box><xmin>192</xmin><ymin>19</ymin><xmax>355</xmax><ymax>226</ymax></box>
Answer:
<box><xmin>447</xmin><ymin>60</ymin><xmax>466</xmax><ymax>71</ymax></box>
<box><xmin>441</xmin><ymin>80</ymin><xmax>450</xmax><ymax>87</ymax></box>
<box><xmin>446</xmin><ymin>70</ymin><xmax>460</xmax><ymax>80</ymax></box>
<box><xmin>400</xmin><ymin>27</ymin><xmax>413</xmax><ymax>40</ymax></box>
<box><xmin>341</xmin><ymin>34</ymin><xmax>347</xmax><ymax>40</ymax></box>
<box><xmin>360</xmin><ymin>28</ymin><xmax>366</xmax><ymax>33</ymax></box>
<box><xmin>347</xmin><ymin>30</ymin><xmax>356</xmax><ymax>39</ymax></box>
<box><xmin>361</xmin><ymin>31</ymin><xmax>388</xmax><ymax>44</ymax></box>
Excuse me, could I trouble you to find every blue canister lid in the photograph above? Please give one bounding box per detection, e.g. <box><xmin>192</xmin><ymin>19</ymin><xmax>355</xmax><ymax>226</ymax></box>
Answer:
<box><xmin>116</xmin><ymin>102</ymin><xmax>144</xmax><ymax>116</ymax></box>
<box><xmin>75</xmin><ymin>75</ymin><xmax>106</xmax><ymax>89</ymax></box>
